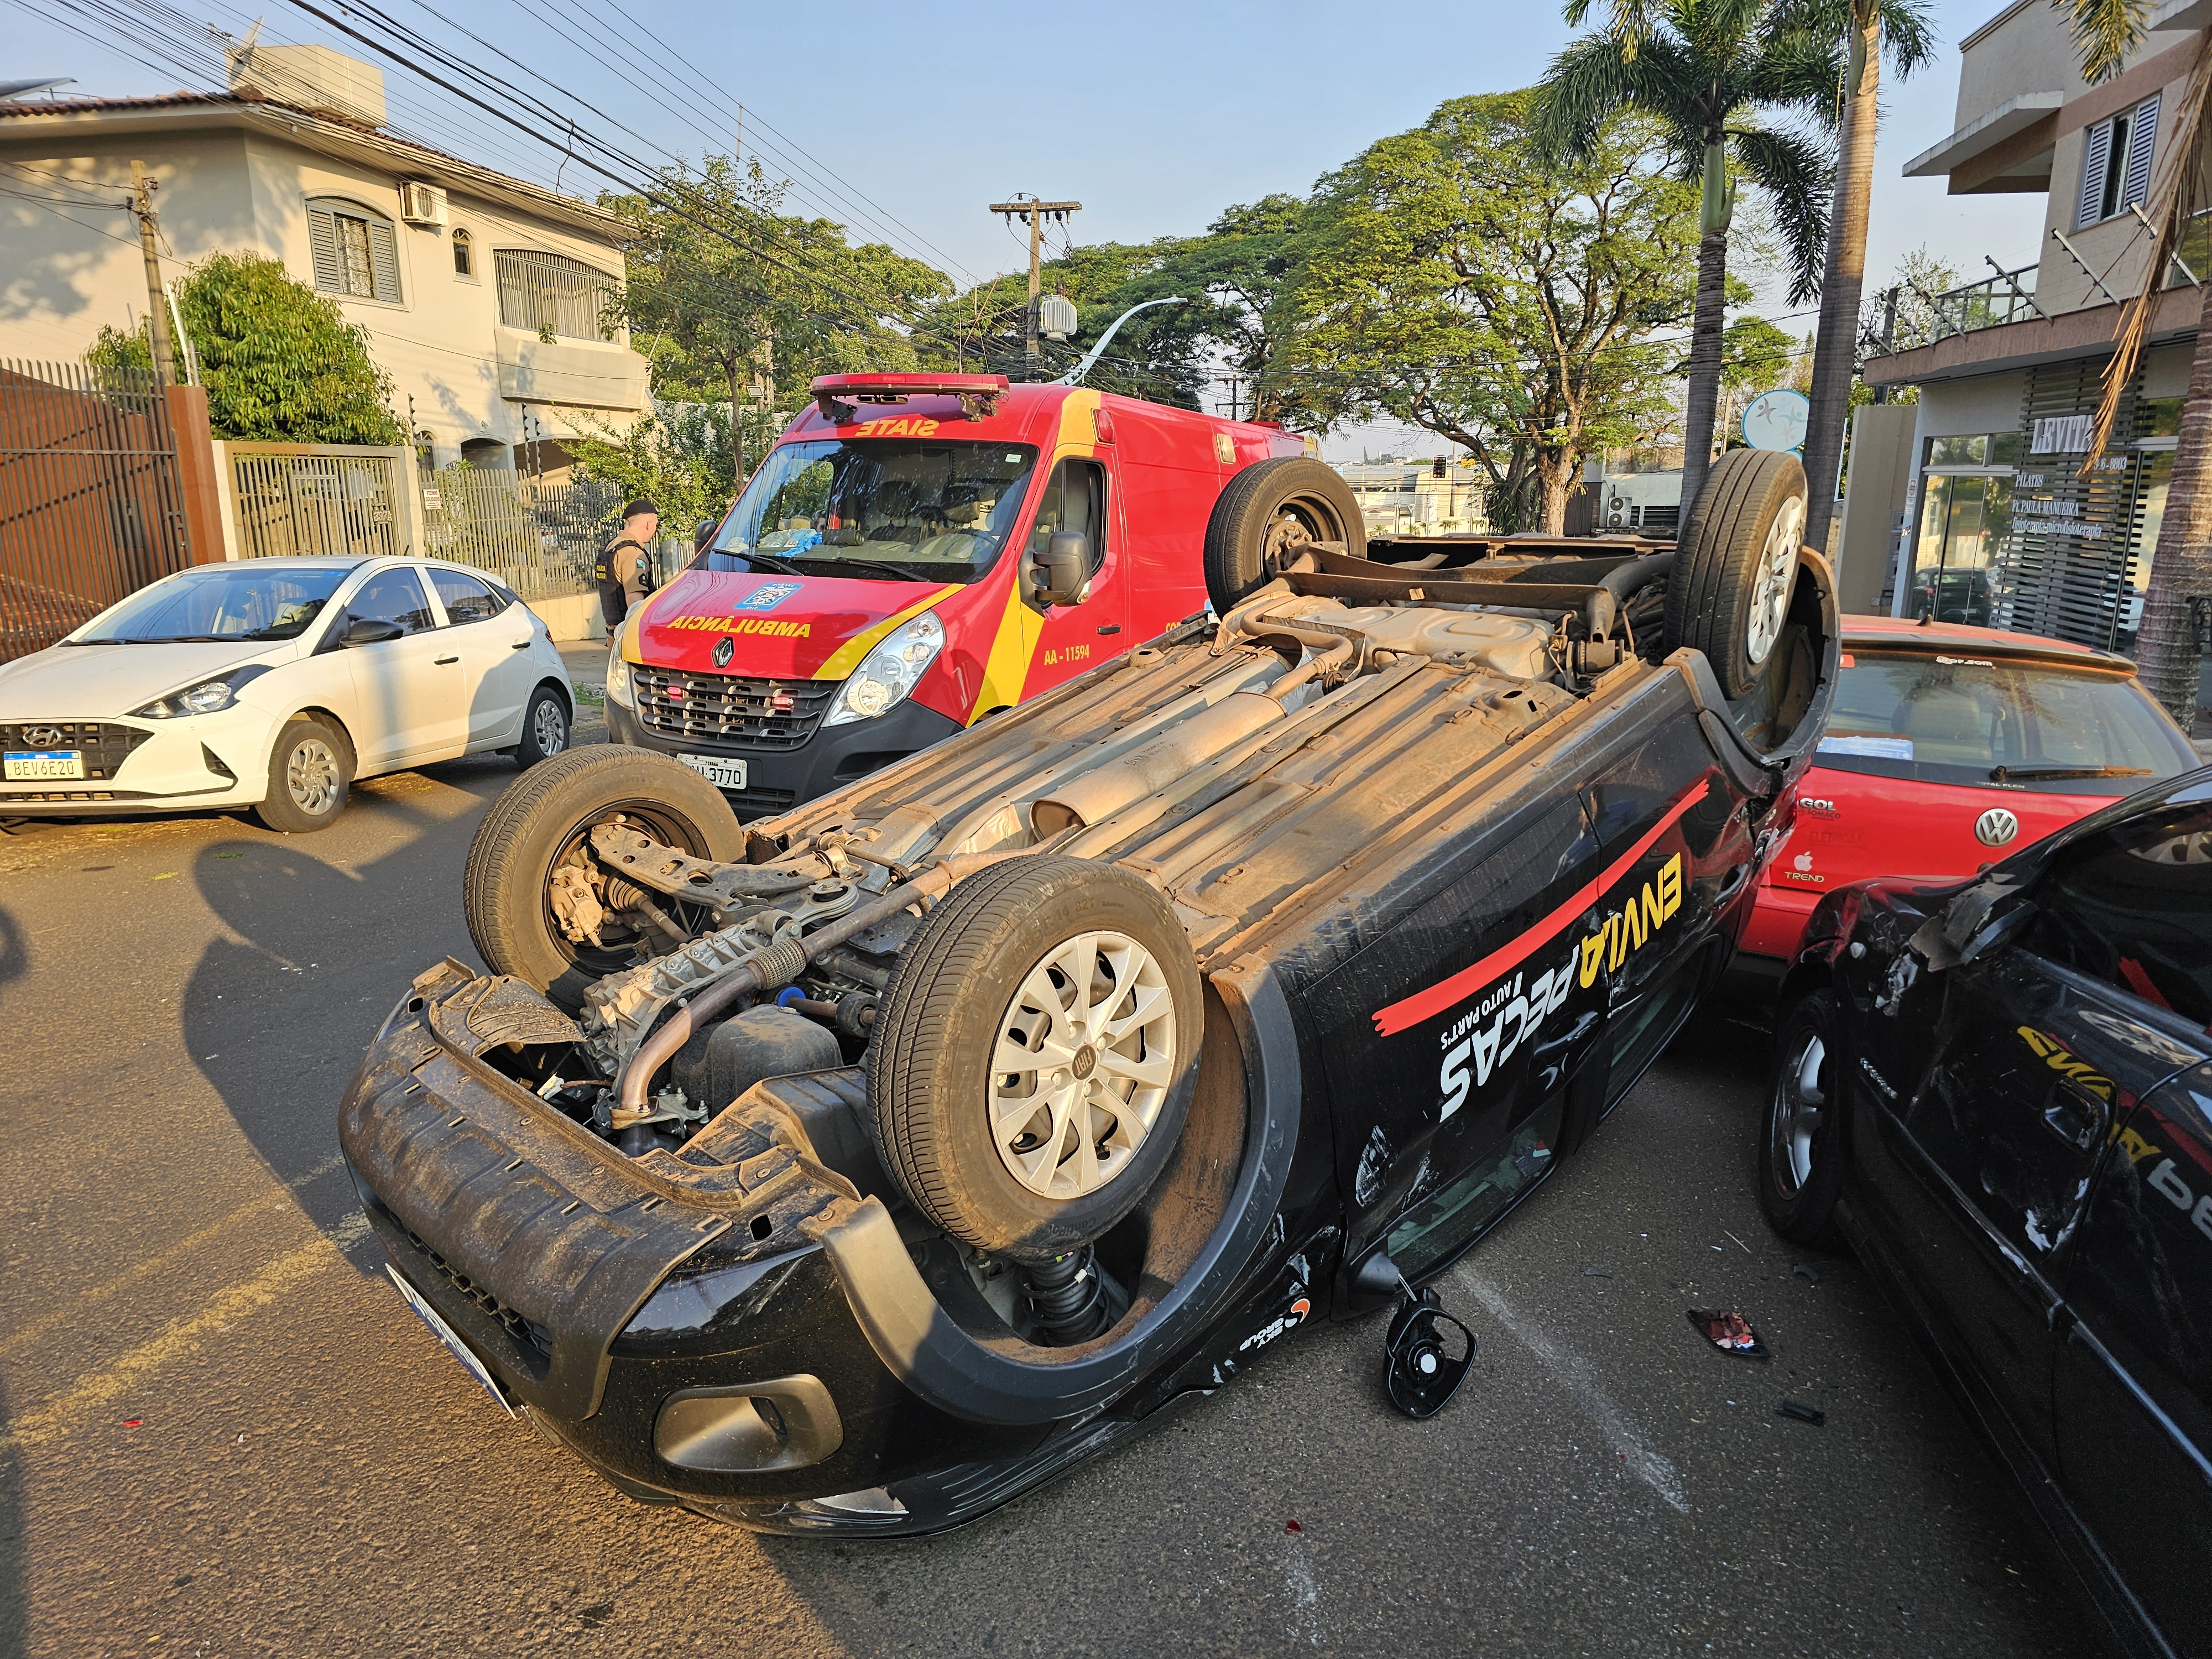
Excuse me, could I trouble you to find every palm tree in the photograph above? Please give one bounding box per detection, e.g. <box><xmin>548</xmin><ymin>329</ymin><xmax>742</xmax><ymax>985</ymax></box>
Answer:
<box><xmin>1796</xmin><ymin>0</ymin><xmax>1937</xmax><ymax>559</ymax></box>
<box><xmin>1536</xmin><ymin>0</ymin><xmax>1837</xmax><ymax>514</ymax></box>
<box><xmin>2077</xmin><ymin>7</ymin><xmax>2212</xmax><ymax>726</ymax></box>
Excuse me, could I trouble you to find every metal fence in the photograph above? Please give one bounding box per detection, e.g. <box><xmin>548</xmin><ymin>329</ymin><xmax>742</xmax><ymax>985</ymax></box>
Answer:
<box><xmin>494</xmin><ymin>249</ymin><xmax>619</xmax><ymax>343</ymax></box>
<box><xmin>227</xmin><ymin>445</ymin><xmax>408</xmax><ymax>562</ymax></box>
<box><xmin>1</xmin><ymin>359</ymin><xmax>195</xmax><ymax>661</ymax></box>
<box><xmin>422</xmin><ymin>467</ymin><xmax>625</xmax><ymax>598</ymax></box>
<box><xmin>1928</xmin><ymin>265</ymin><xmax>2040</xmax><ymax>340</ymax></box>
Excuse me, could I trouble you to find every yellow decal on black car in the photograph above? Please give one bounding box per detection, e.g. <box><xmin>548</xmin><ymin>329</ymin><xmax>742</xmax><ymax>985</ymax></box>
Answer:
<box><xmin>1578</xmin><ymin>853</ymin><xmax>1684</xmax><ymax>988</ymax></box>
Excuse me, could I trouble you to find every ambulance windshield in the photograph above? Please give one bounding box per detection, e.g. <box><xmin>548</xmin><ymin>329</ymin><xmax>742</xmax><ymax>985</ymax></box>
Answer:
<box><xmin>702</xmin><ymin>439</ymin><xmax>1040</xmax><ymax>584</ymax></box>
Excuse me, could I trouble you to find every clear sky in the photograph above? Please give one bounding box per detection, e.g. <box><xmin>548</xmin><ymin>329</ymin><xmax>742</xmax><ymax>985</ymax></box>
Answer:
<box><xmin>12</xmin><ymin>0</ymin><xmax>2039</xmax><ymax>457</ymax></box>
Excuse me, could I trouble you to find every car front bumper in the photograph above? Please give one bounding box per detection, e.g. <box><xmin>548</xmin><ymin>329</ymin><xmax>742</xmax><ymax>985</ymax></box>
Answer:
<box><xmin>0</xmin><ymin>706</ymin><xmax>273</xmax><ymax>815</ymax></box>
<box><xmin>605</xmin><ymin>695</ymin><xmax>963</xmax><ymax>817</ymax></box>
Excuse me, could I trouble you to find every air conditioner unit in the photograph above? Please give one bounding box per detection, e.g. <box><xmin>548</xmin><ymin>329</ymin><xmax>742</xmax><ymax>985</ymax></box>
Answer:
<box><xmin>399</xmin><ymin>181</ymin><xmax>447</xmax><ymax>227</ymax></box>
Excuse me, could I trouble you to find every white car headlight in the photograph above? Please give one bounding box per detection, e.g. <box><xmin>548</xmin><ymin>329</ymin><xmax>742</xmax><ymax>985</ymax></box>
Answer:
<box><xmin>825</xmin><ymin>612</ymin><xmax>945</xmax><ymax>727</ymax></box>
<box><xmin>606</xmin><ymin>639</ymin><xmax>635</xmax><ymax>710</ymax></box>
<box><xmin>131</xmin><ymin>668</ymin><xmax>265</xmax><ymax>719</ymax></box>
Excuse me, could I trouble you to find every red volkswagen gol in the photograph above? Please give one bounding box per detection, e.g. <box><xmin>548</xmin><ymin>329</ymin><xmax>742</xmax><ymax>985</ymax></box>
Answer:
<box><xmin>1729</xmin><ymin>615</ymin><xmax>2200</xmax><ymax>992</ymax></box>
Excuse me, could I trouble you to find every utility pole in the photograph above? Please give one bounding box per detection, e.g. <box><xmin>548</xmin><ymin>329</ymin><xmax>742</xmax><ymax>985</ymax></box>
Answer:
<box><xmin>1872</xmin><ymin>285</ymin><xmax>1899</xmax><ymax>405</ymax></box>
<box><xmin>989</xmin><ymin>195</ymin><xmax>1080</xmax><ymax>379</ymax></box>
<box><xmin>129</xmin><ymin>160</ymin><xmax>176</xmax><ymax>385</ymax></box>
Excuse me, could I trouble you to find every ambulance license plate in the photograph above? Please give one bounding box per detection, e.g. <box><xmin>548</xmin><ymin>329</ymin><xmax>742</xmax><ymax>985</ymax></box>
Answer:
<box><xmin>679</xmin><ymin>753</ymin><xmax>748</xmax><ymax>791</ymax></box>
<box><xmin>4</xmin><ymin>750</ymin><xmax>83</xmax><ymax>781</ymax></box>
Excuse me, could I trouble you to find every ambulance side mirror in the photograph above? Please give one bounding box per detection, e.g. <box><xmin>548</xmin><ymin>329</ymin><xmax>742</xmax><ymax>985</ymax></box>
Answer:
<box><xmin>1036</xmin><ymin>531</ymin><xmax>1089</xmax><ymax>606</ymax></box>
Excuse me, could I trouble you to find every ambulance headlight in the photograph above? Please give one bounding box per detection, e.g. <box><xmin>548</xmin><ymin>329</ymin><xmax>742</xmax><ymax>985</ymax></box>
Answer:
<box><xmin>605</xmin><ymin>639</ymin><xmax>635</xmax><ymax>710</ymax></box>
<box><xmin>826</xmin><ymin>612</ymin><xmax>944</xmax><ymax>726</ymax></box>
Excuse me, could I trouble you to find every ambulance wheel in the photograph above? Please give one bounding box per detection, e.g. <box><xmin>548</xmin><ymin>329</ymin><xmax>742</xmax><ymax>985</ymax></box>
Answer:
<box><xmin>464</xmin><ymin>745</ymin><xmax>744</xmax><ymax>1012</ymax></box>
<box><xmin>867</xmin><ymin>855</ymin><xmax>1203</xmax><ymax>1262</ymax></box>
<box><xmin>1668</xmin><ymin>449</ymin><xmax>1807</xmax><ymax>700</ymax></box>
<box><xmin>1202</xmin><ymin>458</ymin><xmax>1366</xmax><ymax>614</ymax></box>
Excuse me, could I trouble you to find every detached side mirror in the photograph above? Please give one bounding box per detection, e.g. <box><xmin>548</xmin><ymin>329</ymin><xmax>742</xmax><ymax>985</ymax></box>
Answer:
<box><xmin>1036</xmin><ymin>530</ymin><xmax>1089</xmax><ymax>606</ymax></box>
<box><xmin>342</xmin><ymin>615</ymin><xmax>404</xmax><ymax>647</ymax></box>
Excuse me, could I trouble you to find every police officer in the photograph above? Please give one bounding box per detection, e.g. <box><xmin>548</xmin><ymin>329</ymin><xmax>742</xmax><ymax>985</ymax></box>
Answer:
<box><xmin>593</xmin><ymin>498</ymin><xmax>659</xmax><ymax>628</ymax></box>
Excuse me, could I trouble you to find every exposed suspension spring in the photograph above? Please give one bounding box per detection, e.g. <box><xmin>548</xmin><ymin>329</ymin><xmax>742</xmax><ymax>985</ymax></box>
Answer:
<box><xmin>1022</xmin><ymin>1246</ymin><xmax>1110</xmax><ymax>1345</ymax></box>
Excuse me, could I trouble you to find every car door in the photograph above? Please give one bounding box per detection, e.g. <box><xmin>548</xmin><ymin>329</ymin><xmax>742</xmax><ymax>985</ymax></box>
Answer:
<box><xmin>425</xmin><ymin>565</ymin><xmax>538</xmax><ymax>749</ymax></box>
<box><xmin>1021</xmin><ymin>457</ymin><xmax>1126</xmax><ymax>694</ymax></box>
<box><xmin>1579</xmin><ymin>701</ymin><xmax>1756</xmax><ymax>1109</ymax></box>
<box><xmin>2023</xmin><ymin>800</ymin><xmax>2212</xmax><ymax>1653</ymax></box>
<box><xmin>336</xmin><ymin>565</ymin><xmax>465</xmax><ymax>770</ymax></box>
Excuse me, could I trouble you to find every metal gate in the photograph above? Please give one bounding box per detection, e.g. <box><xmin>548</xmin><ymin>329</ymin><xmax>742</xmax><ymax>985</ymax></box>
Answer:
<box><xmin>0</xmin><ymin>360</ymin><xmax>194</xmax><ymax>661</ymax></box>
<box><xmin>227</xmin><ymin>446</ymin><xmax>405</xmax><ymax>561</ymax></box>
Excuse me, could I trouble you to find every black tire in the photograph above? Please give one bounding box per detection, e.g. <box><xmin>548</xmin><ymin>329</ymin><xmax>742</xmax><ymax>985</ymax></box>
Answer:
<box><xmin>514</xmin><ymin>684</ymin><xmax>570</xmax><ymax>769</ymax></box>
<box><xmin>254</xmin><ymin>714</ymin><xmax>352</xmax><ymax>833</ymax></box>
<box><xmin>867</xmin><ymin>855</ymin><xmax>1203</xmax><ymax>1262</ymax></box>
<box><xmin>463</xmin><ymin>745</ymin><xmax>744</xmax><ymax>1011</ymax></box>
<box><xmin>1759</xmin><ymin>989</ymin><xmax>1845</xmax><ymax>1247</ymax></box>
<box><xmin>1667</xmin><ymin>449</ymin><xmax>1807</xmax><ymax>699</ymax></box>
<box><xmin>1202</xmin><ymin>457</ymin><xmax>1366</xmax><ymax>615</ymax></box>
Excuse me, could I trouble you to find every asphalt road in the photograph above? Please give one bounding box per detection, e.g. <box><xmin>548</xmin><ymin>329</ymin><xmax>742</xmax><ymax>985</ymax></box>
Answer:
<box><xmin>0</xmin><ymin>693</ymin><xmax>2107</xmax><ymax>1657</ymax></box>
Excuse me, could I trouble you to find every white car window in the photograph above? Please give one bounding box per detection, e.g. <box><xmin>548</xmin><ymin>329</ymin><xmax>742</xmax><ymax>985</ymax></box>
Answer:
<box><xmin>348</xmin><ymin>568</ymin><xmax>435</xmax><ymax>634</ymax></box>
<box><xmin>427</xmin><ymin>567</ymin><xmax>504</xmax><ymax>626</ymax></box>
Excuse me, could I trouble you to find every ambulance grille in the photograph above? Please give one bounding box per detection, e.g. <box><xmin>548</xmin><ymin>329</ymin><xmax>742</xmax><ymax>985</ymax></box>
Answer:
<box><xmin>632</xmin><ymin>669</ymin><xmax>836</xmax><ymax>749</ymax></box>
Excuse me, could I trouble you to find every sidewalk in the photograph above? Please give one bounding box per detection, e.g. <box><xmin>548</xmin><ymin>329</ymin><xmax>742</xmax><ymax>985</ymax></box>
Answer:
<box><xmin>560</xmin><ymin>639</ymin><xmax>610</xmax><ymax>742</ymax></box>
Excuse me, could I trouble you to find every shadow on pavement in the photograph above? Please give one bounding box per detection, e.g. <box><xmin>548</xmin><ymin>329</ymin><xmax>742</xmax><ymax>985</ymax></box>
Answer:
<box><xmin>180</xmin><ymin>769</ymin><xmax>502</xmax><ymax>1267</ymax></box>
<box><xmin>0</xmin><ymin>907</ymin><xmax>23</xmax><ymax>1654</ymax></box>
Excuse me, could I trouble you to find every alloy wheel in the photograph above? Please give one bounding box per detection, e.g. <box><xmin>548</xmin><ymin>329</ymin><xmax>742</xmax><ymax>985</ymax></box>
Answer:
<box><xmin>534</xmin><ymin>697</ymin><xmax>568</xmax><ymax>755</ymax></box>
<box><xmin>989</xmin><ymin>929</ymin><xmax>1178</xmax><ymax>1199</ymax></box>
<box><xmin>286</xmin><ymin>738</ymin><xmax>341</xmax><ymax>816</ymax></box>
<box><xmin>1770</xmin><ymin>1029</ymin><xmax>1825</xmax><ymax>1196</ymax></box>
<box><xmin>1745</xmin><ymin>494</ymin><xmax>1804</xmax><ymax>667</ymax></box>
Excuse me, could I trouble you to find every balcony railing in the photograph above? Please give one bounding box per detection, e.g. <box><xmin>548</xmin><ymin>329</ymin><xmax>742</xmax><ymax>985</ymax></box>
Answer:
<box><xmin>1928</xmin><ymin>265</ymin><xmax>2039</xmax><ymax>340</ymax></box>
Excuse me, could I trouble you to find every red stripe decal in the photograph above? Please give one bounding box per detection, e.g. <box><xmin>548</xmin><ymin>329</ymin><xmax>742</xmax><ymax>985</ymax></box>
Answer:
<box><xmin>1370</xmin><ymin>781</ymin><xmax>1710</xmax><ymax>1037</ymax></box>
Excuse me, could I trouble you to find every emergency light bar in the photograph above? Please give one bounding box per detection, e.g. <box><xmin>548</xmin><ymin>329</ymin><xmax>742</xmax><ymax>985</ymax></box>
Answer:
<box><xmin>811</xmin><ymin>373</ymin><xmax>1010</xmax><ymax>422</ymax></box>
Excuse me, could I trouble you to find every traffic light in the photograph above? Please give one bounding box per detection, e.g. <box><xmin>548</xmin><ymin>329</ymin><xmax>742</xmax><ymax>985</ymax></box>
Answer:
<box><xmin>1432</xmin><ymin>455</ymin><xmax>1447</xmax><ymax>478</ymax></box>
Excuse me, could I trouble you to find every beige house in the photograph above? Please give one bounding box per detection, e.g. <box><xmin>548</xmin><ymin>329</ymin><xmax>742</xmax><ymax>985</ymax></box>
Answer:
<box><xmin>0</xmin><ymin>45</ymin><xmax>650</xmax><ymax>471</ymax></box>
<box><xmin>1865</xmin><ymin>0</ymin><xmax>2212</xmax><ymax>671</ymax></box>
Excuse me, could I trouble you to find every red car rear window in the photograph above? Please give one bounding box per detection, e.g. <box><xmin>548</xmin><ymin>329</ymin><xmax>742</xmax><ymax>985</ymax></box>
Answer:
<box><xmin>1814</xmin><ymin>650</ymin><xmax>2198</xmax><ymax>795</ymax></box>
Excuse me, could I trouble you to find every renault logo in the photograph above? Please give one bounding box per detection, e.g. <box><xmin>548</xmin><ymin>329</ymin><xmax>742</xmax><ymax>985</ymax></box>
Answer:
<box><xmin>1975</xmin><ymin>807</ymin><xmax>2020</xmax><ymax>848</ymax></box>
<box><xmin>712</xmin><ymin>635</ymin><xmax>734</xmax><ymax>669</ymax></box>
<box><xmin>24</xmin><ymin>726</ymin><xmax>64</xmax><ymax>747</ymax></box>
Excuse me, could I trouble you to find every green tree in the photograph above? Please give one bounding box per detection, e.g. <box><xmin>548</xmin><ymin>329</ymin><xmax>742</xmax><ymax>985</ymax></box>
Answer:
<box><xmin>1537</xmin><ymin>0</ymin><xmax>1840</xmax><ymax>516</ymax></box>
<box><xmin>567</xmin><ymin>402</ymin><xmax>736</xmax><ymax>536</ymax></box>
<box><xmin>1275</xmin><ymin>91</ymin><xmax>1700</xmax><ymax>533</ymax></box>
<box><xmin>155</xmin><ymin>252</ymin><xmax>403</xmax><ymax>444</ymax></box>
<box><xmin>2067</xmin><ymin>0</ymin><xmax>2211</xmax><ymax>722</ymax></box>
<box><xmin>609</xmin><ymin>157</ymin><xmax>951</xmax><ymax>474</ymax></box>
<box><xmin>917</xmin><ymin>242</ymin><xmax>1194</xmax><ymax>399</ymax></box>
<box><xmin>1794</xmin><ymin>0</ymin><xmax>1937</xmax><ymax>555</ymax></box>
<box><xmin>83</xmin><ymin>321</ymin><xmax>153</xmax><ymax>378</ymax></box>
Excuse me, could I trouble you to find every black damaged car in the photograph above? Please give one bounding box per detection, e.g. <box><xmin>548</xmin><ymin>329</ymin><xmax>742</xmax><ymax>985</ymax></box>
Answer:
<box><xmin>1760</xmin><ymin>768</ymin><xmax>2212</xmax><ymax>1658</ymax></box>
<box><xmin>340</xmin><ymin>450</ymin><xmax>1839</xmax><ymax>1535</ymax></box>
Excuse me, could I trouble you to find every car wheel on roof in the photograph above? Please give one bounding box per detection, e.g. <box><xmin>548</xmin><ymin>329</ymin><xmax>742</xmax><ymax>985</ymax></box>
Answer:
<box><xmin>1202</xmin><ymin>457</ymin><xmax>1368</xmax><ymax>614</ymax></box>
<box><xmin>1670</xmin><ymin>448</ymin><xmax>1807</xmax><ymax>701</ymax></box>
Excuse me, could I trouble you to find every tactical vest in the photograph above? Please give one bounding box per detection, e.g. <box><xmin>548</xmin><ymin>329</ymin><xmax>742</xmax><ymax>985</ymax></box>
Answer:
<box><xmin>594</xmin><ymin>538</ymin><xmax>646</xmax><ymax>628</ymax></box>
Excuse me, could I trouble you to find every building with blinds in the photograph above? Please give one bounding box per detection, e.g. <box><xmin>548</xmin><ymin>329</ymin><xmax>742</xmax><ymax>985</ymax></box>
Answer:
<box><xmin>1862</xmin><ymin>0</ymin><xmax>2210</xmax><ymax>669</ymax></box>
<box><xmin>0</xmin><ymin>45</ymin><xmax>649</xmax><ymax>472</ymax></box>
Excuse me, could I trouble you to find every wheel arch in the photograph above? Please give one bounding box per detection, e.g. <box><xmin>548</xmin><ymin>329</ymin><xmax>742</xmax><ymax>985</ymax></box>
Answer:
<box><xmin>534</xmin><ymin>675</ymin><xmax>576</xmax><ymax>720</ymax></box>
<box><xmin>288</xmin><ymin>706</ymin><xmax>357</xmax><ymax>770</ymax></box>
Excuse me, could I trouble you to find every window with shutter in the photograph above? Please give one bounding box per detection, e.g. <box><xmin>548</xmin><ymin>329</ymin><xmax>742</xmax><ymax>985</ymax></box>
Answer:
<box><xmin>2122</xmin><ymin>93</ymin><xmax>2159</xmax><ymax>213</ymax></box>
<box><xmin>303</xmin><ymin>196</ymin><xmax>403</xmax><ymax>303</ymax></box>
<box><xmin>2078</xmin><ymin>119</ymin><xmax>2114</xmax><ymax>228</ymax></box>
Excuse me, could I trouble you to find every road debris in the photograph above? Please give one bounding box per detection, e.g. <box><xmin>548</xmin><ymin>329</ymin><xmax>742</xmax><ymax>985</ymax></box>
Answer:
<box><xmin>1686</xmin><ymin>1308</ymin><xmax>1770</xmax><ymax>1360</ymax></box>
<box><xmin>1792</xmin><ymin>1264</ymin><xmax>1820</xmax><ymax>1287</ymax></box>
<box><xmin>1776</xmin><ymin>1400</ymin><xmax>1826</xmax><ymax>1426</ymax></box>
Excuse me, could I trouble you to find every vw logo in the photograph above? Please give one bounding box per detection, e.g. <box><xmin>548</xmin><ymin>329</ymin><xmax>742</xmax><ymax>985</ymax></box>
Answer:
<box><xmin>712</xmin><ymin>635</ymin><xmax>734</xmax><ymax>669</ymax></box>
<box><xmin>1975</xmin><ymin>807</ymin><xmax>2020</xmax><ymax>848</ymax></box>
<box><xmin>23</xmin><ymin>726</ymin><xmax>63</xmax><ymax>747</ymax></box>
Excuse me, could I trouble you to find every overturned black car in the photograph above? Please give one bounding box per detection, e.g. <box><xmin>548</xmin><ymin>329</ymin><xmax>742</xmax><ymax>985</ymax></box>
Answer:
<box><xmin>340</xmin><ymin>451</ymin><xmax>1839</xmax><ymax>1535</ymax></box>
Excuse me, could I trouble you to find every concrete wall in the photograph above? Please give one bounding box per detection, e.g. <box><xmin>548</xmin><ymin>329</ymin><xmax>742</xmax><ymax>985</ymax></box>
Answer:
<box><xmin>1914</xmin><ymin>371</ymin><xmax>2030</xmax><ymax>436</ymax></box>
<box><xmin>526</xmin><ymin>591</ymin><xmax>609</xmax><ymax>642</ymax></box>
<box><xmin>1834</xmin><ymin>405</ymin><xmax>1919</xmax><ymax>615</ymax></box>
<box><xmin>1956</xmin><ymin>0</ymin><xmax>2089</xmax><ymax>129</ymax></box>
<box><xmin>0</xmin><ymin>121</ymin><xmax>648</xmax><ymax>468</ymax></box>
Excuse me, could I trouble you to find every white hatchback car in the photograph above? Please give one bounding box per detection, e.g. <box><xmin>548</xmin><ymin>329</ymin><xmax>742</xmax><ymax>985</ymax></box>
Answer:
<box><xmin>0</xmin><ymin>556</ymin><xmax>575</xmax><ymax>832</ymax></box>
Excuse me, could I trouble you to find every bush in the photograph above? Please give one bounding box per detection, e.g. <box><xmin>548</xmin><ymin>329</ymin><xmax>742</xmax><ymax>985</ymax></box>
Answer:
<box><xmin>171</xmin><ymin>252</ymin><xmax>404</xmax><ymax>444</ymax></box>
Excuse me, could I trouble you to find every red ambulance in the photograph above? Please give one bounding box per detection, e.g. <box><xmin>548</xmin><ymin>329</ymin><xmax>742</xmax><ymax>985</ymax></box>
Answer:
<box><xmin>603</xmin><ymin>373</ymin><xmax>1337</xmax><ymax>815</ymax></box>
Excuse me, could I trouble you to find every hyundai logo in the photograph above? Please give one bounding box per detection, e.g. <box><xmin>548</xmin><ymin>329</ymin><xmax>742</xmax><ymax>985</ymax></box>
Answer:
<box><xmin>23</xmin><ymin>726</ymin><xmax>64</xmax><ymax>747</ymax></box>
<box><xmin>1975</xmin><ymin>807</ymin><xmax>2020</xmax><ymax>848</ymax></box>
<box><xmin>712</xmin><ymin>634</ymin><xmax>734</xmax><ymax>669</ymax></box>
